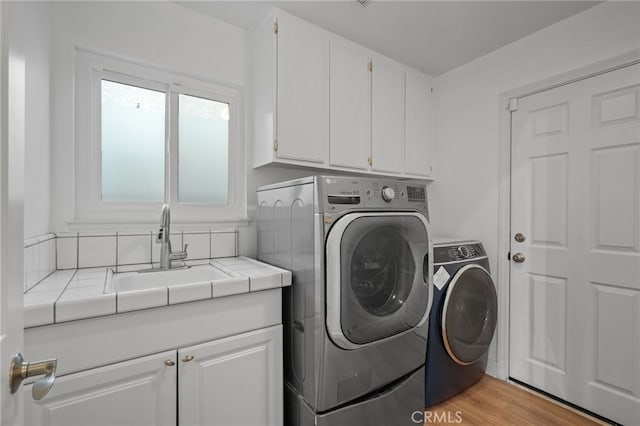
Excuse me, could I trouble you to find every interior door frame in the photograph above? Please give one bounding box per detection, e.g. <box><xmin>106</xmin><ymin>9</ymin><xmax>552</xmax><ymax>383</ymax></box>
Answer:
<box><xmin>495</xmin><ymin>48</ymin><xmax>640</xmax><ymax>380</ymax></box>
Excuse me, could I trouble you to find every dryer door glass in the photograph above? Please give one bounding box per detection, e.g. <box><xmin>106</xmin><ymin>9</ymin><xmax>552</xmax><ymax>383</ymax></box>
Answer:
<box><xmin>442</xmin><ymin>265</ymin><xmax>497</xmax><ymax>365</ymax></box>
<box><xmin>338</xmin><ymin>215</ymin><xmax>430</xmax><ymax>345</ymax></box>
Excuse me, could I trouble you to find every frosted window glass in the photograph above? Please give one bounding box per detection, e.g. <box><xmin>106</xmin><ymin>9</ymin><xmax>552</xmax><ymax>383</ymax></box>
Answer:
<box><xmin>101</xmin><ymin>80</ymin><xmax>165</xmax><ymax>202</ymax></box>
<box><xmin>178</xmin><ymin>94</ymin><xmax>229</xmax><ymax>204</ymax></box>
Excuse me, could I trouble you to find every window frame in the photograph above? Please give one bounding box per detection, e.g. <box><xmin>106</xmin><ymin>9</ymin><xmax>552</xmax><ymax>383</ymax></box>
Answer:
<box><xmin>74</xmin><ymin>49</ymin><xmax>246</xmax><ymax>225</ymax></box>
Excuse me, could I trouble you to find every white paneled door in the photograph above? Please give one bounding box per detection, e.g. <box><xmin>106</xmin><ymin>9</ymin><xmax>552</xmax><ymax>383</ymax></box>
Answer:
<box><xmin>509</xmin><ymin>63</ymin><xmax>640</xmax><ymax>425</ymax></box>
<box><xmin>1</xmin><ymin>2</ymin><xmax>26</xmax><ymax>425</ymax></box>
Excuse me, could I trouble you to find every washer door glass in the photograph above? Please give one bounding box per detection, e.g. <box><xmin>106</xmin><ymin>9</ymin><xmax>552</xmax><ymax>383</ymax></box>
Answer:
<box><xmin>442</xmin><ymin>265</ymin><xmax>497</xmax><ymax>365</ymax></box>
<box><xmin>338</xmin><ymin>215</ymin><xmax>430</xmax><ymax>345</ymax></box>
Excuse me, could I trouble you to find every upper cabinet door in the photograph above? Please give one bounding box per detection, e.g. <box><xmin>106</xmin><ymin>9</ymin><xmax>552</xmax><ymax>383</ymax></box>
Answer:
<box><xmin>276</xmin><ymin>12</ymin><xmax>329</xmax><ymax>164</ymax></box>
<box><xmin>371</xmin><ymin>56</ymin><xmax>405</xmax><ymax>174</ymax></box>
<box><xmin>405</xmin><ymin>71</ymin><xmax>433</xmax><ymax>177</ymax></box>
<box><xmin>329</xmin><ymin>38</ymin><xmax>371</xmax><ymax>170</ymax></box>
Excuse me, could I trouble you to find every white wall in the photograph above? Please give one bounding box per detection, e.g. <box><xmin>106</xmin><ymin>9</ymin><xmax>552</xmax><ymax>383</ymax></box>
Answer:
<box><xmin>23</xmin><ymin>2</ymin><xmax>50</xmax><ymax>238</ymax></box>
<box><xmin>431</xmin><ymin>1</ymin><xmax>640</xmax><ymax>375</ymax></box>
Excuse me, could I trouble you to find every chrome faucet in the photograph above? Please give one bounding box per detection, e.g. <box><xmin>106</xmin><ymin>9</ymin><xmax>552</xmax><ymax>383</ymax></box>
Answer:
<box><xmin>157</xmin><ymin>204</ymin><xmax>188</xmax><ymax>269</ymax></box>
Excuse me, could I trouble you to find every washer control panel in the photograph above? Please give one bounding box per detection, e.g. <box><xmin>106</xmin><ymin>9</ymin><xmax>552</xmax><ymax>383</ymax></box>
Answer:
<box><xmin>317</xmin><ymin>176</ymin><xmax>429</xmax><ymax>215</ymax></box>
<box><xmin>381</xmin><ymin>186</ymin><xmax>396</xmax><ymax>202</ymax></box>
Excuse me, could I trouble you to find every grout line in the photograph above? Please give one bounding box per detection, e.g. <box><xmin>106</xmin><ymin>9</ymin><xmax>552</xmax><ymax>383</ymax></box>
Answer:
<box><xmin>24</xmin><ymin>270</ymin><xmax>56</xmax><ymax>294</ymax></box>
<box><xmin>75</xmin><ymin>232</ymin><xmax>79</xmax><ymax>270</ymax></box>
<box><xmin>115</xmin><ymin>232</ymin><xmax>119</xmax><ymax>272</ymax></box>
<box><xmin>52</xmin><ymin>269</ymin><xmax>79</xmax><ymax>324</ymax></box>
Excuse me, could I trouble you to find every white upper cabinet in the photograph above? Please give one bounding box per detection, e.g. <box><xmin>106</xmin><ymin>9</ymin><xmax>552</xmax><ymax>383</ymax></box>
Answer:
<box><xmin>371</xmin><ymin>55</ymin><xmax>406</xmax><ymax>175</ymax></box>
<box><xmin>329</xmin><ymin>38</ymin><xmax>371</xmax><ymax>170</ymax></box>
<box><xmin>405</xmin><ymin>70</ymin><xmax>434</xmax><ymax>178</ymax></box>
<box><xmin>254</xmin><ymin>9</ymin><xmax>329</xmax><ymax>167</ymax></box>
<box><xmin>253</xmin><ymin>8</ymin><xmax>434</xmax><ymax>179</ymax></box>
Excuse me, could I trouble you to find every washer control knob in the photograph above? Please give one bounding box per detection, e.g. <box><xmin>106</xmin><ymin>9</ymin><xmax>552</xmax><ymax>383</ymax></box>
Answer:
<box><xmin>381</xmin><ymin>186</ymin><xmax>395</xmax><ymax>202</ymax></box>
<box><xmin>457</xmin><ymin>246</ymin><xmax>470</xmax><ymax>258</ymax></box>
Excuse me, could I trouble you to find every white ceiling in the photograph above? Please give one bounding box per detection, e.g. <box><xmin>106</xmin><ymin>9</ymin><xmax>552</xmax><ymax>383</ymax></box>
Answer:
<box><xmin>174</xmin><ymin>1</ymin><xmax>601</xmax><ymax>76</ymax></box>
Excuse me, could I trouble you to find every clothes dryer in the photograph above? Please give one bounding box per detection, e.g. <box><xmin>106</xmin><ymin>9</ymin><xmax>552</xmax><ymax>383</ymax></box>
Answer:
<box><xmin>425</xmin><ymin>239</ymin><xmax>497</xmax><ymax>407</ymax></box>
<box><xmin>257</xmin><ymin>176</ymin><xmax>433</xmax><ymax>426</ymax></box>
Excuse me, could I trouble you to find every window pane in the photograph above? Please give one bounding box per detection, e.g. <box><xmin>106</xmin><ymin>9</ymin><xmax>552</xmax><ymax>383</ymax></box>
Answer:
<box><xmin>178</xmin><ymin>94</ymin><xmax>229</xmax><ymax>204</ymax></box>
<box><xmin>101</xmin><ymin>80</ymin><xmax>165</xmax><ymax>202</ymax></box>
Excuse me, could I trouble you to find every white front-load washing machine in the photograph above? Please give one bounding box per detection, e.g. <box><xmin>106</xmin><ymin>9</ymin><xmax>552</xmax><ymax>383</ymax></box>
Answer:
<box><xmin>257</xmin><ymin>176</ymin><xmax>433</xmax><ymax>426</ymax></box>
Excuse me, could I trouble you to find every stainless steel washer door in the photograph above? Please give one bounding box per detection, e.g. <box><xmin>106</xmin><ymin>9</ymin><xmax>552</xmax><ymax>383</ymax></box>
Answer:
<box><xmin>326</xmin><ymin>212</ymin><xmax>433</xmax><ymax>350</ymax></box>
<box><xmin>441</xmin><ymin>264</ymin><xmax>497</xmax><ymax>365</ymax></box>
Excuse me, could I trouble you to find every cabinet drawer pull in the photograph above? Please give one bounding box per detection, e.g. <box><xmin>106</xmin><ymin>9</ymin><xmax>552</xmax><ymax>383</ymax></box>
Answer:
<box><xmin>182</xmin><ymin>355</ymin><xmax>194</xmax><ymax>363</ymax></box>
<box><xmin>164</xmin><ymin>359</ymin><xmax>175</xmax><ymax>366</ymax></box>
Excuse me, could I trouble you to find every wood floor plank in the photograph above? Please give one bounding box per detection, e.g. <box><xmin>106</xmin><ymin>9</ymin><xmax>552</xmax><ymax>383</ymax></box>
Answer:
<box><xmin>424</xmin><ymin>375</ymin><xmax>608</xmax><ymax>425</ymax></box>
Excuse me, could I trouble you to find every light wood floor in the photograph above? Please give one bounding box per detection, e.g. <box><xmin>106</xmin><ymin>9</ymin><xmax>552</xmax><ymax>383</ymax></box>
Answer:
<box><xmin>425</xmin><ymin>375</ymin><xmax>609</xmax><ymax>425</ymax></box>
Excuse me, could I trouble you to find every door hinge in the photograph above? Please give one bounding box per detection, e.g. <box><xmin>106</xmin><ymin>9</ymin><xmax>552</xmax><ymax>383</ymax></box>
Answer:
<box><xmin>274</xmin><ymin>20</ymin><xmax>279</xmax><ymax>34</ymax></box>
<box><xmin>367</xmin><ymin>60</ymin><xmax>373</xmax><ymax>73</ymax></box>
<box><xmin>367</xmin><ymin>155</ymin><xmax>372</xmax><ymax>166</ymax></box>
<box><xmin>274</xmin><ymin>141</ymin><xmax>278</xmax><ymax>151</ymax></box>
<box><xmin>508</xmin><ymin>98</ymin><xmax>518</xmax><ymax>112</ymax></box>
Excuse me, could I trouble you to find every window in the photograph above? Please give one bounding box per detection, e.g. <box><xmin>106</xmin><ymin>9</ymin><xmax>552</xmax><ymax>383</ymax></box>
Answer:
<box><xmin>74</xmin><ymin>50</ymin><xmax>245</xmax><ymax>224</ymax></box>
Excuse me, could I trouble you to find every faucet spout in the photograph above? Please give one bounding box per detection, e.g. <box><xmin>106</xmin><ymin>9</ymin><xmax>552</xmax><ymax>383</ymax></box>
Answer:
<box><xmin>158</xmin><ymin>204</ymin><xmax>171</xmax><ymax>243</ymax></box>
<box><xmin>156</xmin><ymin>204</ymin><xmax>188</xmax><ymax>269</ymax></box>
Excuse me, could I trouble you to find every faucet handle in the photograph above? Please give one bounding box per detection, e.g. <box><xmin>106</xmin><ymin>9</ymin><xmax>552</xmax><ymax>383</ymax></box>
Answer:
<box><xmin>169</xmin><ymin>244</ymin><xmax>188</xmax><ymax>262</ymax></box>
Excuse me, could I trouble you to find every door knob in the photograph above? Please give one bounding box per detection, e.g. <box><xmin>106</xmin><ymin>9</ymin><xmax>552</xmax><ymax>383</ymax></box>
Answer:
<box><xmin>512</xmin><ymin>252</ymin><xmax>526</xmax><ymax>263</ymax></box>
<box><xmin>9</xmin><ymin>353</ymin><xmax>57</xmax><ymax>400</ymax></box>
<box><xmin>514</xmin><ymin>233</ymin><xmax>526</xmax><ymax>243</ymax></box>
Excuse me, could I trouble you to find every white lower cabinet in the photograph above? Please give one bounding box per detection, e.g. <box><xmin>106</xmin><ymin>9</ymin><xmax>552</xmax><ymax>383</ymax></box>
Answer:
<box><xmin>24</xmin><ymin>325</ymin><xmax>283</xmax><ymax>426</ymax></box>
<box><xmin>179</xmin><ymin>325</ymin><xmax>283</xmax><ymax>426</ymax></box>
<box><xmin>24</xmin><ymin>350</ymin><xmax>177</xmax><ymax>426</ymax></box>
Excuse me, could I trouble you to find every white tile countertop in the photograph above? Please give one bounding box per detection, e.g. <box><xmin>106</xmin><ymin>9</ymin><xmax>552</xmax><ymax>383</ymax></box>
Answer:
<box><xmin>23</xmin><ymin>256</ymin><xmax>292</xmax><ymax>328</ymax></box>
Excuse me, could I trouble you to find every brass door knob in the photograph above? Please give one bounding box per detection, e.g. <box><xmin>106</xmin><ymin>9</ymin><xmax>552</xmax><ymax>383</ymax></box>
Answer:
<box><xmin>512</xmin><ymin>252</ymin><xmax>526</xmax><ymax>263</ymax></box>
<box><xmin>9</xmin><ymin>353</ymin><xmax>57</xmax><ymax>400</ymax></box>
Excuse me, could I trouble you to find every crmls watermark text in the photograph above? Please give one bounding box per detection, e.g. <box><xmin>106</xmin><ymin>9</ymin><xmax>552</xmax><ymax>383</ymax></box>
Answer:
<box><xmin>412</xmin><ymin>410</ymin><xmax>463</xmax><ymax>424</ymax></box>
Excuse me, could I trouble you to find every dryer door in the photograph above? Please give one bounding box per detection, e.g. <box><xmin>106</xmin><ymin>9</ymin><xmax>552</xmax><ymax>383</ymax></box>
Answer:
<box><xmin>441</xmin><ymin>264</ymin><xmax>497</xmax><ymax>365</ymax></box>
<box><xmin>326</xmin><ymin>212</ymin><xmax>433</xmax><ymax>350</ymax></box>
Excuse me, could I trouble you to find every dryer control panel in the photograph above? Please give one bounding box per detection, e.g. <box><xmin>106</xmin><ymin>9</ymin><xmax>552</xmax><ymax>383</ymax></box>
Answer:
<box><xmin>434</xmin><ymin>242</ymin><xmax>486</xmax><ymax>264</ymax></box>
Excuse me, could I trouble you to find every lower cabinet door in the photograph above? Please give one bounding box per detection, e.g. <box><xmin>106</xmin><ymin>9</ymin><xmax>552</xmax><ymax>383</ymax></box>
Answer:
<box><xmin>179</xmin><ymin>325</ymin><xmax>283</xmax><ymax>426</ymax></box>
<box><xmin>24</xmin><ymin>350</ymin><xmax>177</xmax><ymax>426</ymax></box>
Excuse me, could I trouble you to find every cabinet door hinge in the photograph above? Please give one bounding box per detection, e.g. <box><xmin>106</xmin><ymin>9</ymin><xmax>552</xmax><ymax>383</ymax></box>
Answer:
<box><xmin>367</xmin><ymin>155</ymin><xmax>372</xmax><ymax>166</ymax></box>
<box><xmin>274</xmin><ymin>19</ymin><xmax>279</xmax><ymax>34</ymax></box>
<box><xmin>274</xmin><ymin>141</ymin><xmax>278</xmax><ymax>151</ymax></box>
<box><xmin>367</xmin><ymin>60</ymin><xmax>373</xmax><ymax>73</ymax></box>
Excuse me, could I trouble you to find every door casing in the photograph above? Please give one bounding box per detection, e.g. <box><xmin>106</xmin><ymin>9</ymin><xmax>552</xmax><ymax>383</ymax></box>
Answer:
<box><xmin>496</xmin><ymin>48</ymin><xmax>640</xmax><ymax>380</ymax></box>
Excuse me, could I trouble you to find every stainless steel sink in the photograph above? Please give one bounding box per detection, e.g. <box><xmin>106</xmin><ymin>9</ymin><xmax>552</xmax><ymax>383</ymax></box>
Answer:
<box><xmin>105</xmin><ymin>264</ymin><xmax>231</xmax><ymax>293</ymax></box>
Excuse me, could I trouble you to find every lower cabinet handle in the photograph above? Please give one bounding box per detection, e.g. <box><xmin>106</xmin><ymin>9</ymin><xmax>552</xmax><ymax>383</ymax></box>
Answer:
<box><xmin>182</xmin><ymin>355</ymin><xmax>194</xmax><ymax>363</ymax></box>
<box><xmin>164</xmin><ymin>359</ymin><xmax>175</xmax><ymax>366</ymax></box>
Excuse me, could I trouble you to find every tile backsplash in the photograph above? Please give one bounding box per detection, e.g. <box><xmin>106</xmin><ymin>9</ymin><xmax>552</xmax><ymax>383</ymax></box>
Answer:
<box><xmin>24</xmin><ymin>229</ymin><xmax>238</xmax><ymax>291</ymax></box>
<box><xmin>23</xmin><ymin>234</ymin><xmax>57</xmax><ymax>292</ymax></box>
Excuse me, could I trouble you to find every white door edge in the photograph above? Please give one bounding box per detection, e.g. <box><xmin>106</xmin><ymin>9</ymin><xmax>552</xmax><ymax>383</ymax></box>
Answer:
<box><xmin>496</xmin><ymin>48</ymin><xmax>640</xmax><ymax>381</ymax></box>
